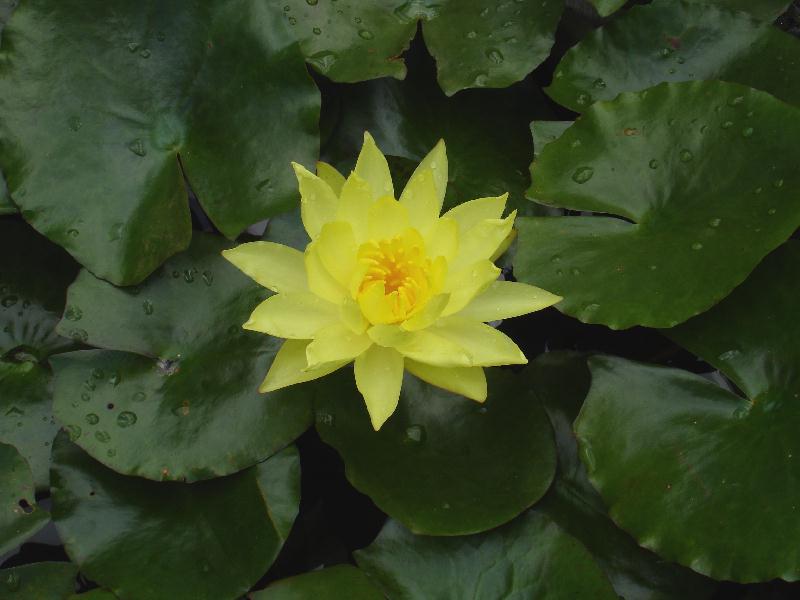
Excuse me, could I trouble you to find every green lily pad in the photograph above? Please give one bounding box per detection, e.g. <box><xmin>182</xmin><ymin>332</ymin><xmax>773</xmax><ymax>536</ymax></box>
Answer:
<box><xmin>515</xmin><ymin>80</ymin><xmax>800</xmax><ymax>330</ymax></box>
<box><xmin>326</xmin><ymin>54</ymin><xmax>553</xmax><ymax>216</ymax></box>
<box><xmin>0</xmin><ymin>219</ymin><xmax>78</xmax><ymax>359</ymax></box>
<box><xmin>282</xmin><ymin>0</ymin><xmax>563</xmax><ymax>95</ymax></box>
<box><xmin>547</xmin><ymin>1</ymin><xmax>800</xmax><ymax>112</ymax></box>
<box><xmin>0</xmin><ymin>442</ymin><xmax>49</xmax><ymax>555</ymax></box>
<box><xmin>534</xmin><ymin>352</ymin><xmax>716</xmax><ymax>600</ymax></box>
<box><xmin>51</xmin><ymin>433</ymin><xmax>300</xmax><ymax>600</ymax></box>
<box><xmin>575</xmin><ymin>241</ymin><xmax>800</xmax><ymax>583</ymax></box>
<box><xmin>252</xmin><ymin>565</ymin><xmax>383</xmax><ymax>600</ymax></box>
<box><xmin>694</xmin><ymin>0</ymin><xmax>791</xmax><ymax>21</ymax></box>
<box><xmin>314</xmin><ymin>367</ymin><xmax>556</xmax><ymax>536</ymax></box>
<box><xmin>355</xmin><ymin>515</ymin><xmax>618</xmax><ymax>599</ymax></box>
<box><xmin>52</xmin><ymin>233</ymin><xmax>312</xmax><ymax>482</ymax></box>
<box><xmin>0</xmin><ymin>0</ymin><xmax>319</xmax><ymax>285</ymax></box>
<box><xmin>0</xmin><ymin>562</ymin><xmax>78</xmax><ymax>600</ymax></box>
<box><xmin>0</xmin><ymin>361</ymin><xmax>58</xmax><ymax>490</ymax></box>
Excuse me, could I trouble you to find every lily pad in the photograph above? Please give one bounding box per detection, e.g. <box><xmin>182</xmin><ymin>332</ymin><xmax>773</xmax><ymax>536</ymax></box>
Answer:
<box><xmin>0</xmin><ymin>442</ymin><xmax>49</xmax><ymax>555</ymax></box>
<box><xmin>52</xmin><ymin>233</ymin><xmax>312</xmax><ymax>482</ymax></box>
<box><xmin>314</xmin><ymin>367</ymin><xmax>556</xmax><ymax>536</ymax></box>
<box><xmin>533</xmin><ymin>352</ymin><xmax>716</xmax><ymax>600</ymax></box>
<box><xmin>586</xmin><ymin>0</ymin><xmax>627</xmax><ymax>18</ymax></box>
<box><xmin>515</xmin><ymin>80</ymin><xmax>800</xmax><ymax>329</ymax></box>
<box><xmin>547</xmin><ymin>0</ymin><xmax>800</xmax><ymax>112</ymax></box>
<box><xmin>0</xmin><ymin>361</ymin><xmax>58</xmax><ymax>490</ymax></box>
<box><xmin>0</xmin><ymin>219</ymin><xmax>78</xmax><ymax>359</ymax></box>
<box><xmin>282</xmin><ymin>0</ymin><xmax>563</xmax><ymax>95</ymax></box>
<box><xmin>326</xmin><ymin>51</ymin><xmax>553</xmax><ymax>216</ymax></box>
<box><xmin>695</xmin><ymin>0</ymin><xmax>792</xmax><ymax>21</ymax></box>
<box><xmin>575</xmin><ymin>241</ymin><xmax>800</xmax><ymax>582</ymax></box>
<box><xmin>355</xmin><ymin>515</ymin><xmax>618</xmax><ymax>599</ymax></box>
<box><xmin>0</xmin><ymin>0</ymin><xmax>319</xmax><ymax>285</ymax></box>
<box><xmin>51</xmin><ymin>433</ymin><xmax>300</xmax><ymax>600</ymax></box>
<box><xmin>0</xmin><ymin>562</ymin><xmax>78</xmax><ymax>600</ymax></box>
<box><xmin>252</xmin><ymin>565</ymin><xmax>383</xmax><ymax>600</ymax></box>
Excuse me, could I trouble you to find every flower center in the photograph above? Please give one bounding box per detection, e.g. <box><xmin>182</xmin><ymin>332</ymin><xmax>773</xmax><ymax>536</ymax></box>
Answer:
<box><xmin>356</xmin><ymin>229</ymin><xmax>433</xmax><ymax>324</ymax></box>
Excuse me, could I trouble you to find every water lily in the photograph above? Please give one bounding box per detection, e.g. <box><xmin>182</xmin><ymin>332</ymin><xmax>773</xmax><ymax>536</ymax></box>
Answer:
<box><xmin>223</xmin><ymin>133</ymin><xmax>561</xmax><ymax>430</ymax></box>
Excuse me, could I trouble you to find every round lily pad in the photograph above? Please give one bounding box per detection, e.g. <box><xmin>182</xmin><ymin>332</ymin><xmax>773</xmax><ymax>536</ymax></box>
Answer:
<box><xmin>314</xmin><ymin>367</ymin><xmax>556</xmax><ymax>536</ymax></box>
<box><xmin>355</xmin><ymin>515</ymin><xmax>618</xmax><ymax>599</ymax></box>
<box><xmin>0</xmin><ymin>361</ymin><xmax>58</xmax><ymax>490</ymax></box>
<box><xmin>51</xmin><ymin>433</ymin><xmax>300</xmax><ymax>600</ymax></box>
<box><xmin>0</xmin><ymin>442</ymin><xmax>49</xmax><ymax>555</ymax></box>
<box><xmin>282</xmin><ymin>0</ymin><xmax>563</xmax><ymax>95</ymax></box>
<box><xmin>575</xmin><ymin>241</ymin><xmax>800</xmax><ymax>583</ymax></box>
<box><xmin>0</xmin><ymin>562</ymin><xmax>78</xmax><ymax>600</ymax></box>
<box><xmin>533</xmin><ymin>352</ymin><xmax>716</xmax><ymax>600</ymax></box>
<box><xmin>252</xmin><ymin>565</ymin><xmax>383</xmax><ymax>600</ymax></box>
<box><xmin>515</xmin><ymin>80</ymin><xmax>800</xmax><ymax>329</ymax></box>
<box><xmin>52</xmin><ymin>233</ymin><xmax>312</xmax><ymax>482</ymax></box>
<box><xmin>0</xmin><ymin>219</ymin><xmax>78</xmax><ymax>360</ymax></box>
<box><xmin>547</xmin><ymin>0</ymin><xmax>800</xmax><ymax>112</ymax></box>
<box><xmin>0</xmin><ymin>0</ymin><xmax>318</xmax><ymax>285</ymax></box>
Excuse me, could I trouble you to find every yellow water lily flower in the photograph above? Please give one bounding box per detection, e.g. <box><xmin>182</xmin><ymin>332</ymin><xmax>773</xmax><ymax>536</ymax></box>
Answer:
<box><xmin>223</xmin><ymin>133</ymin><xmax>561</xmax><ymax>430</ymax></box>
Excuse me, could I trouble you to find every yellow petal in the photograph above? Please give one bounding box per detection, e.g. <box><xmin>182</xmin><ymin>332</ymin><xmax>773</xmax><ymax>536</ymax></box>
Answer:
<box><xmin>424</xmin><ymin>217</ymin><xmax>458</xmax><ymax>263</ymax></box>
<box><xmin>405</xmin><ymin>360</ymin><xmax>487</xmax><ymax>402</ymax></box>
<box><xmin>442</xmin><ymin>260</ymin><xmax>501</xmax><ymax>316</ymax></box>
<box><xmin>401</xmin><ymin>294</ymin><xmax>449</xmax><ymax>331</ymax></box>
<box><xmin>306</xmin><ymin>322</ymin><xmax>373</xmax><ymax>368</ymax></box>
<box><xmin>305</xmin><ymin>242</ymin><xmax>348</xmax><ymax>305</ymax></box>
<box><xmin>244</xmin><ymin>293</ymin><xmax>338</xmax><ymax>339</ymax></box>
<box><xmin>367</xmin><ymin>196</ymin><xmax>409</xmax><ymax>241</ymax></box>
<box><xmin>409</xmin><ymin>139</ymin><xmax>448</xmax><ymax>212</ymax></box>
<box><xmin>337</xmin><ymin>173</ymin><xmax>373</xmax><ymax>242</ymax></box>
<box><xmin>293</xmin><ymin>162</ymin><xmax>339</xmax><ymax>239</ymax></box>
<box><xmin>449</xmin><ymin>210</ymin><xmax>516</xmax><ymax>273</ymax></box>
<box><xmin>368</xmin><ymin>324</ymin><xmax>471</xmax><ymax>367</ymax></box>
<box><xmin>457</xmin><ymin>281</ymin><xmax>562</xmax><ymax>322</ymax></box>
<box><xmin>442</xmin><ymin>194</ymin><xmax>507</xmax><ymax>234</ymax></box>
<box><xmin>358</xmin><ymin>281</ymin><xmax>395</xmax><ymax>325</ymax></box>
<box><xmin>491</xmin><ymin>226</ymin><xmax>516</xmax><ymax>262</ymax></box>
<box><xmin>316</xmin><ymin>221</ymin><xmax>357</xmax><ymax>288</ymax></box>
<box><xmin>260</xmin><ymin>339</ymin><xmax>348</xmax><ymax>393</ymax></box>
<box><xmin>433</xmin><ymin>317</ymin><xmax>527</xmax><ymax>366</ymax></box>
<box><xmin>339</xmin><ymin>297</ymin><xmax>368</xmax><ymax>334</ymax></box>
<box><xmin>399</xmin><ymin>167</ymin><xmax>439</xmax><ymax>235</ymax></box>
<box><xmin>355</xmin><ymin>344</ymin><xmax>404</xmax><ymax>431</ymax></box>
<box><xmin>221</xmin><ymin>242</ymin><xmax>306</xmax><ymax>294</ymax></box>
<box><xmin>316</xmin><ymin>161</ymin><xmax>345</xmax><ymax>195</ymax></box>
<box><xmin>354</xmin><ymin>132</ymin><xmax>394</xmax><ymax>201</ymax></box>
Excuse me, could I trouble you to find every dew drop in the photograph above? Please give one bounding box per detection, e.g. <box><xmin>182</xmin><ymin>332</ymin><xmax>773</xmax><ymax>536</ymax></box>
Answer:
<box><xmin>117</xmin><ymin>411</ymin><xmax>137</xmax><ymax>428</ymax></box>
<box><xmin>202</xmin><ymin>271</ymin><xmax>214</xmax><ymax>286</ymax></box>
<box><xmin>81</xmin><ymin>392</ymin><xmax>91</xmax><ymax>402</ymax></box>
<box><xmin>584</xmin><ymin>303</ymin><xmax>600</xmax><ymax>313</ymax></box>
<box><xmin>68</xmin><ymin>116</ymin><xmax>82</xmax><ymax>131</ymax></box>
<box><xmin>127</xmin><ymin>138</ymin><xmax>147</xmax><ymax>157</ymax></box>
<box><xmin>741</xmin><ymin>127</ymin><xmax>754</xmax><ymax>138</ymax></box>
<box><xmin>623</xmin><ymin>128</ymin><xmax>639</xmax><ymax>136</ymax></box>
<box><xmin>358</xmin><ymin>29</ymin><xmax>374</xmax><ymax>40</ymax></box>
<box><xmin>139</xmin><ymin>48</ymin><xmax>151</xmax><ymax>59</ymax></box>
<box><xmin>316</xmin><ymin>412</ymin><xmax>335</xmax><ymax>427</ymax></box>
<box><xmin>109</xmin><ymin>222</ymin><xmax>123</xmax><ymax>241</ymax></box>
<box><xmin>312</xmin><ymin>26</ymin><xmax>322</xmax><ymax>35</ymax></box>
<box><xmin>576</xmin><ymin>93</ymin><xmax>591</xmax><ymax>106</ymax></box>
<box><xmin>721</xmin><ymin>120</ymin><xmax>733</xmax><ymax>129</ymax></box>
<box><xmin>472</xmin><ymin>72</ymin><xmax>489</xmax><ymax>87</ymax></box>
<box><xmin>107</xmin><ymin>448</ymin><xmax>117</xmax><ymax>457</ymax></box>
<box><xmin>184</xmin><ymin>269</ymin><xmax>195</xmax><ymax>283</ymax></box>
<box><xmin>571</xmin><ymin>268</ymin><xmax>581</xmax><ymax>276</ymax></box>
<box><xmin>571</xmin><ymin>166</ymin><xmax>594</xmax><ymax>184</ymax></box>
<box><xmin>708</xmin><ymin>217</ymin><xmax>721</xmax><ymax>228</ymax></box>
<box><xmin>485</xmin><ymin>48</ymin><xmax>504</xmax><ymax>64</ymax></box>
<box><xmin>466</xmin><ymin>30</ymin><xmax>477</xmax><ymax>39</ymax></box>
<box><xmin>403</xmin><ymin>424</ymin><xmax>426</xmax><ymax>444</ymax></box>
<box><xmin>92</xmin><ymin>368</ymin><xmax>104</xmax><ymax>380</ymax></box>
<box><xmin>142</xmin><ymin>299</ymin><xmax>154</xmax><ymax>315</ymax></box>
<box><xmin>691</xmin><ymin>242</ymin><xmax>703</xmax><ymax>250</ymax></box>
<box><xmin>108</xmin><ymin>372</ymin><xmax>121</xmax><ymax>386</ymax></box>
<box><xmin>127</xmin><ymin>42</ymin><xmax>139</xmax><ymax>53</ymax></box>
<box><xmin>718</xmin><ymin>349</ymin><xmax>740</xmax><ymax>361</ymax></box>
<box><xmin>729</xmin><ymin>95</ymin><xmax>745</xmax><ymax>106</ymax></box>
<box><xmin>95</xmin><ymin>430</ymin><xmax>111</xmax><ymax>443</ymax></box>
<box><xmin>306</xmin><ymin>0</ymin><xmax>319</xmax><ymax>4</ymax></box>
<box><xmin>676</xmin><ymin>56</ymin><xmax>685</xmax><ymax>64</ymax></box>
<box><xmin>593</xmin><ymin>77</ymin><xmax>606</xmax><ymax>89</ymax></box>
<box><xmin>66</xmin><ymin>228</ymin><xmax>79</xmax><ymax>238</ymax></box>
<box><xmin>679</xmin><ymin>149</ymin><xmax>693</xmax><ymax>163</ymax></box>
<box><xmin>580</xmin><ymin>445</ymin><xmax>596</xmax><ymax>471</ymax></box>
<box><xmin>648</xmin><ymin>159</ymin><xmax>659</xmax><ymax>169</ymax></box>
<box><xmin>69</xmin><ymin>328</ymin><xmax>88</xmax><ymax>342</ymax></box>
<box><xmin>774</xmin><ymin>178</ymin><xmax>784</xmax><ymax>189</ymax></box>
<box><xmin>85</xmin><ymin>413</ymin><xmax>99</xmax><ymax>425</ymax></box>
<box><xmin>5</xmin><ymin>572</ymin><xmax>20</xmax><ymax>592</ymax></box>
<box><xmin>288</xmin><ymin>16</ymin><xmax>297</xmax><ymax>25</ymax></box>
<box><xmin>66</xmin><ymin>425</ymin><xmax>82</xmax><ymax>441</ymax></box>
<box><xmin>767</xmin><ymin>207</ymin><xmax>777</xmax><ymax>215</ymax></box>
<box><xmin>132</xmin><ymin>391</ymin><xmax>146</xmax><ymax>402</ymax></box>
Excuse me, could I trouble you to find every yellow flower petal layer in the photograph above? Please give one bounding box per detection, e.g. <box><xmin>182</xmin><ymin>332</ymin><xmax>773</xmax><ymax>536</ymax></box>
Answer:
<box><xmin>401</xmin><ymin>293</ymin><xmax>449</xmax><ymax>331</ymax></box>
<box><xmin>368</xmin><ymin>196</ymin><xmax>410</xmax><ymax>241</ymax></box>
<box><xmin>293</xmin><ymin>162</ymin><xmax>338</xmax><ymax>239</ymax></box>
<box><xmin>442</xmin><ymin>194</ymin><xmax>507</xmax><ymax>233</ymax></box>
<box><xmin>306</xmin><ymin>322</ymin><xmax>372</xmax><ymax>369</ymax></box>
<box><xmin>355</xmin><ymin>344</ymin><xmax>404</xmax><ymax>430</ymax></box>
<box><xmin>316</xmin><ymin>222</ymin><xmax>357</xmax><ymax>288</ymax></box>
<box><xmin>424</xmin><ymin>217</ymin><xmax>459</xmax><ymax>263</ymax></box>
<box><xmin>245</xmin><ymin>293</ymin><xmax>337</xmax><ymax>339</ymax></box>
<box><xmin>305</xmin><ymin>243</ymin><xmax>348</xmax><ymax>304</ymax></box>
<box><xmin>433</xmin><ymin>317</ymin><xmax>527</xmax><ymax>366</ymax></box>
<box><xmin>260</xmin><ymin>339</ymin><xmax>348</xmax><ymax>393</ymax></box>
<box><xmin>405</xmin><ymin>359</ymin><xmax>487</xmax><ymax>402</ymax></box>
<box><xmin>449</xmin><ymin>210</ymin><xmax>517</xmax><ymax>272</ymax></box>
<box><xmin>221</xmin><ymin>242</ymin><xmax>306</xmax><ymax>294</ymax></box>
<box><xmin>354</xmin><ymin>132</ymin><xmax>394</xmax><ymax>201</ymax></box>
<box><xmin>457</xmin><ymin>281</ymin><xmax>562</xmax><ymax>322</ymax></box>
<box><xmin>337</xmin><ymin>173</ymin><xmax>373</xmax><ymax>242</ymax></box>
<box><xmin>368</xmin><ymin>325</ymin><xmax>471</xmax><ymax>368</ymax></box>
<box><xmin>442</xmin><ymin>260</ymin><xmax>501</xmax><ymax>316</ymax></box>
<box><xmin>399</xmin><ymin>167</ymin><xmax>439</xmax><ymax>235</ymax></box>
<box><xmin>316</xmin><ymin>161</ymin><xmax>345</xmax><ymax>195</ymax></box>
